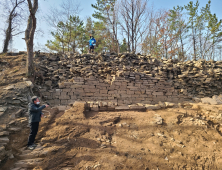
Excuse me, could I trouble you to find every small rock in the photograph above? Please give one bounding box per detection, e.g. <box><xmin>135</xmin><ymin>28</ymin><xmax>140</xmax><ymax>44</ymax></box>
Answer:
<box><xmin>145</xmin><ymin>104</ymin><xmax>160</xmax><ymax>110</ymax></box>
<box><xmin>9</xmin><ymin>120</ymin><xmax>16</xmax><ymax>125</ymax></box>
<box><xmin>178</xmin><ymin>103</ymin><xmax>183</xmax><ymax>108</ymax></box>
<box><xmin>0</xmin><ymin>137</ymin><xmax>9</xmax><ymax>143</ymax></box>
<box><xmin>9</xmin><ymin>128</ymin><xmax>21</xmax><ymax>132</ymax></box>
<box><xmin>165</xmin><ymin>102</ymin><xmax>175</xmax><ymax>108</ymax></box>
<box><xmin>0</xmin><ymin>146</ymin><xmax>5</xmax><ymax>152</ymax></box>
<box><xmin>0</xmin><ymin>131</ymin><xmax>9</xmax><ymax>136</ymax></box>
<box><xmin>157</xmin><ymin>133</ymin><xmax>166</xmax><ymax>138</ymax></box>
<box><xmin>100</xmin><ymin>144</ymin><xmax>106</xmax><ymax>148</ymax></box>
<box><xmin>0</xmin><ymin>107</ymin><xmax>7</xmax><ymax>112</ymax></box>
<box><xmin>153</xmin><ymin>114</ymin><xmax>163</xmax><ymax>125</ymax></box>
<box><xmin>158</xmin><ymin>102</ymin><xmax>166</xmax><ymax>108</ymax></box>
<box><xmin>94</xmin><ymin>163</ymin><xmax>101</xmax><ymax>168</ymax></box>
<box><xmin>25</xmin><ymin>81</ymin><xmax>34</xmax><ymax>88</ymax></box>
<box><xmin>3</xmin><ymin>85</ymin><xmax>15</xmax><ymax>90</ymax></box>
<box><xmin>9</xmin><ymin>154</ymin><xmax>14</xmax><ymax>159</ymax></box>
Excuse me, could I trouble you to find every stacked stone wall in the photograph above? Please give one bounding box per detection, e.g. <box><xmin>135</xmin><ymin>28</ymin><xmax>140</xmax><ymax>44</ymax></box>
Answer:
<box><xmin>35</xmin><ymin>52</ymin><xmax>222</xmax><ymax>108</ymax></box>
<box><xmin>40</xmin><ymin>73</ymin><xmax>190</xmax><ymax>107</ymax></box>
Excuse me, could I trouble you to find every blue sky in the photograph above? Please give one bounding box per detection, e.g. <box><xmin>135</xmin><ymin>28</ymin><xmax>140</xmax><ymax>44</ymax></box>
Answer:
<box><xmin>0</xmin><ymin>0</ymin><xmax>222</xmax><ymax>52</ymax></box>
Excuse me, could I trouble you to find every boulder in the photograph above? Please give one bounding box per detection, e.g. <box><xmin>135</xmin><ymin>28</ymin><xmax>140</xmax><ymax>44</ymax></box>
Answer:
<box><xmin>145</xmin><ymin>104</ymin><xmax>161</xmax><ymax>110</ymax></box>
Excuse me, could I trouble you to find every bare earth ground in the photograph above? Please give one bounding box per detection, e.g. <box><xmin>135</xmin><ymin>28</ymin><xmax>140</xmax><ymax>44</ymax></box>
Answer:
<box><xmin>0</xmin><ymin>54</ymin><xmax>26</xmax><ymax>88</ymax></box>
<box><xmin>2</xmin><ymin>103</ymin><xmax>222</xmax><ymax>170</ymax></box>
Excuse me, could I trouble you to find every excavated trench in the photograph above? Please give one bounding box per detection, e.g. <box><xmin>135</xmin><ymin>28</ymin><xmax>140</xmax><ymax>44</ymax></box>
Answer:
<box><xmin>1</xmin><ymin>103</ymin><xmax>222</xmax><ymax>170</ymax></box>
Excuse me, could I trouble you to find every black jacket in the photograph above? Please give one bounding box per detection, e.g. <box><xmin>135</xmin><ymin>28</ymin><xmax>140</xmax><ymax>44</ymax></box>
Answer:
<box><xmin>28</xmin><ymin>103</ymin><xmax>46</xmax><ymax>123</ymax></box>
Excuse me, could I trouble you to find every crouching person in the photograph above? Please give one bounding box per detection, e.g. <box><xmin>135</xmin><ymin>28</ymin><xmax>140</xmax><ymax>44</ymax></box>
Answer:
<box><xmin>27</xmin><ymin>96</ymin><xmax>49</xmax><ymax>150</ymax></box>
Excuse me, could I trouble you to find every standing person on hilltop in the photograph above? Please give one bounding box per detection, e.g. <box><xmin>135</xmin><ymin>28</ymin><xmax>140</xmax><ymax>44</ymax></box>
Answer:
<box><xmin>27</xmin><ymin>96</ymin><xmax>49</xmax><ymax>150</ymax></box>
<box><xmin>89</xmin><ymin>36</ymin><xmax>96</xmax><ymax>53</ymax></box>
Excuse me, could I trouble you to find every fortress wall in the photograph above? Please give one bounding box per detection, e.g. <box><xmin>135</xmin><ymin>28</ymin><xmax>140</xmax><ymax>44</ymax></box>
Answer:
<box><xmin>40</xmin><ymin>73</ymin><xmax>191</xmax><ymax>109</ymax></box>
<box><xmin>35</xmin><ymin>53</ymin><xmax>222</xmax><ymax>110</ymax></box>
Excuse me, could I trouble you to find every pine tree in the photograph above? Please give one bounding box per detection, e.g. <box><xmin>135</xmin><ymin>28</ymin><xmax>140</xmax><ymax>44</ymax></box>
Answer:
<box><xmin>46</xmin><ymin>15</ymin><xmax>84</xmax><ymax>53</ymax></box>
<box><xmin>169</xmin><ymin>6</ymin><xmax>188</xmax><ymax>61</ymax></box>
<box><xmin>185</xmin><ymin>0</ymin><xmax>199</xmax><ymax>61</ymax></box>
<box><xmin>92</xmin><ymin>0</ymin><xmax>119</xmax><ymax>53</ymax></box>
<box><xmin>120</xmin><ymin>38</ymin><xmax>127</xmax><ymax>53</ymax></box>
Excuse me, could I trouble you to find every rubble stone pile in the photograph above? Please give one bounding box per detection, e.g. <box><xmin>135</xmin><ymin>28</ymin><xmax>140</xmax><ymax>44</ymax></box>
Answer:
<box><xmin>0</xmin><ymin>81</ymin><xmax>33</xmax><ymax>163</ymax></box>
<box><xmin>34</xmin><ymin>52</ymin><xmax>222</xmax><ymax>107</ymax></box>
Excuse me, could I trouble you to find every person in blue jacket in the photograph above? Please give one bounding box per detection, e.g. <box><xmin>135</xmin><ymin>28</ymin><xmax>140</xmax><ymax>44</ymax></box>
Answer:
<box><xmin>89</xmin><ymin>36</ymin><xmax>96</xmax><ymax>53</ymax></box>
<box><xmin>27</xmin><ymin>96</ymin><xmax>49</xmax><ymax>150</ymax></box>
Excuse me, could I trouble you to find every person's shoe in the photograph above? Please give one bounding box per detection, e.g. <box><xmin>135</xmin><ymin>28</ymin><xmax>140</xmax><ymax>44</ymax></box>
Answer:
<box><xmin>28</xmin><ymin>145</ymin><xmax>35</xmax><ymax>150</ymax></box>
<box><xmin>32</xmin><ymin>143</ymin><xmax>37</xmax><ymax>147</ymax></box>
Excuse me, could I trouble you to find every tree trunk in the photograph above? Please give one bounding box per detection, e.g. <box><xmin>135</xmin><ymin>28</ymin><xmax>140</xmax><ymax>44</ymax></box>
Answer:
<box><xmin>25</xmin><ymin>0</ymin><xmax>38</xmax><ymax>77</ymax></box>
<box><xmin>212</xmin><ymin>43</ymin><xmax>215</xmax><ymax>61</ymax></box>
<box><xmin>25</xmin><ymin>15</ymin><xmax>35</xmax><ymax>77</ymax></box>
<box><xmin>116</xmin><ymin>23</ymin><xmax>120</xmax><ymax>54</ymax></box>
<box><xmin>72</xmin><ymin>40</ymin><xmax>76</xmax><ymax>53</ymax></box>
<box><xmin>127</xmin><ymin>32</ymin><xmax>130</xmax><ymax>52</ymax></box>
<box><xmin>165</xmin><ymin>37</ymin><xmax>167</xmax><ymax>59</ymax></box>
<box><xmin>178</xmin><ymin>29</ymin><xmax>185</xmax><ymax>61</ymax></box>
<box><xmin>199</xmin><ymin>30</ymin><xmax>203</xmax><ymax>59</ymax></box>
<box><xmin>2</xmin><ymin>0</ymin><xmax>25</xmax><ymax>53</ymax></box>
<box><xmin>131</xmin><ymin>1</ymin><xmax>134</xmax><ymax>52</ymax></box>
<box><xmin>3</xmin><ymin>18</ymin><xmax>12</xmax><ymax>53</ymax></box>
<box><xmin>192</xmin><ymin>28</ymin><xmax>196</xmax><ymax>61</ymax></box>
<box><xmin>220</xmin><ymin>48</ymin><xmax>222</xmax><ymax>61</ymax></box>
<box><xmin>62</xmin><ymin>42</ymin><xmax>64</xmax><ymax>53</ymax></box>
<box><xmin>180</xmin><ymin>39</ymin><xmax>184</xmax><ymax>61</ymax></box>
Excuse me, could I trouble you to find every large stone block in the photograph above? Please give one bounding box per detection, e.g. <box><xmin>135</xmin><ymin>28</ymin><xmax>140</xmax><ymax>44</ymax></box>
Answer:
<box><xmin>129</xmin><ymin>105</ymin><xmax>146</xmax><ymax>110</ymax></box>
<box><xmin>60</xmin><ymin>100</ymin><xmax>68</xmax><ymax>105</ymax></box>
<box><xmin>145</xmin><ymin>104</ymin><xmax>161</xmax><ymax>110</ymax></box>
<box><xmin>152</xmin><ymin>92</ymin><xmax>164</xmax><ymax>96</ymax></box>
<box><xmin>59</xmin><ymin>95</ymin><xmax>70</xmax><ymax>100</ymax></box>
<box><xmin>63</xmin><ymin>89</ymin><xmax>71</xmax><ymax>92</ymax></box>
<box><xmin>115</xmin><ymin>105</ymin><xmax>129</xmax><ymax>110</ymax></box>
<box><xmin>100</xmin><ymin>90</ymin><xmax>108</xmax><ymax>94</ymax></box>
<box><xmin>71</xmin><ymin>85</ymin><xmax>82</xmax><ymax>89</ymax></box>
<box><xmin>201</xmin><ymin>95</ymin><xmax>222</xmax><ymax>105</ymax></box>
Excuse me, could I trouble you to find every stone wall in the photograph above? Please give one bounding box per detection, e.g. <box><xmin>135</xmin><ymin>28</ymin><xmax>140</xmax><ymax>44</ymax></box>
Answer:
<box><xmin>35</xmin><ymin>52</ymin><xmax>222</xmax><ymax>108</ymax></box>
<box><xmin>40</xmin><ymin>73</ymin><xmax>191</xmax><ymax>108</ymax></box>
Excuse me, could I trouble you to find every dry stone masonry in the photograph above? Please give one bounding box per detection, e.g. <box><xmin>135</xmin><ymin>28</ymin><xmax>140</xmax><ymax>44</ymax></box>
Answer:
<box><xmin>34</xmin><ymin>52</ymin><xmax>222</xmax><ymax>109</ymax></box>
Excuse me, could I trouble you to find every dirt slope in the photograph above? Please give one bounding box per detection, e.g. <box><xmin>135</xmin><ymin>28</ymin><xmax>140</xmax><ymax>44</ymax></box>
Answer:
<box><xmin>0</xmin><ymin>54</ymin><xmax>26</xmax><ymax>87</ymax></box>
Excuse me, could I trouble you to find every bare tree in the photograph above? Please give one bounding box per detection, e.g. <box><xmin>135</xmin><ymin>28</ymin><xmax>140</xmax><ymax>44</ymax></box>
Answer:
<box><xmin>45</xmin><ymin>0</ymin><xmax>81</xmax><ymax>52</ymax></box>
<box><xmin>102</xmin><ymin>1</ymin><xmax>120</xmax><ymax>53</ymax></box>
<box><xmin>46</xmin><ymin>0</ymin><xmax>80</xmax><ymax>28</ymax></box>
<box><xmin>119</xmin><ymin>0</ymin><xmax>148</xmax><ymax>52</ymax></box>
<box><xmin>109</xmin><ymin>2</ymin><xmax>120</xmax><ymax>53</ymax></box>
<box><xmin>92</xmin><ymin>0</ymin><xmax>120</xmax><ymax>53</ymax></box>
<box><xmin>1</xmin><ymin>0</ymin><xmax>26</xmax><ymax>53</ymax></box>
<box><xmin>25</xmin><ymin>0</ymin><xmax>38</xmax><ymax>77</ymax></box>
